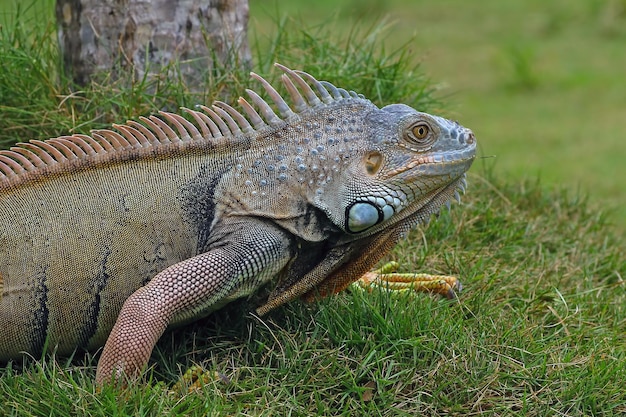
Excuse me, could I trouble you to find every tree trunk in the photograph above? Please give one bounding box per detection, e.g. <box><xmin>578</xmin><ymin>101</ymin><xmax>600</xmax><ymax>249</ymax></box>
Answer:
<box><xmin>55</xmin><ymin>0</ymin><xmax>251</xmax><ymax>86</ymax></box>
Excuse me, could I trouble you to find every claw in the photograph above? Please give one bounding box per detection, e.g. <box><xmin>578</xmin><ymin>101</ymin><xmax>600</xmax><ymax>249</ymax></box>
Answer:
<box><xmin>354</xmin><ymin>262</ymin><xmax>462</xmax><ymax>299</ymax></box>
<box><xmin>459</xmin><ymin>177</ymin><xmax>467</xmax><ymax>193</ymax></box>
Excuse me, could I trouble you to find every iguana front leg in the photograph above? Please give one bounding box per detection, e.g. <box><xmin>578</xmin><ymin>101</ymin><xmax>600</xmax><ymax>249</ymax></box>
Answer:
<box><xmin>354</xmin><ymin>262</ymin><xmax>462</xmax><ymax>299</ymax></box>
<box><xmin>95</xmin><ymin>220</ymin><xmax>293</xmax><ymax>385</ymax></box>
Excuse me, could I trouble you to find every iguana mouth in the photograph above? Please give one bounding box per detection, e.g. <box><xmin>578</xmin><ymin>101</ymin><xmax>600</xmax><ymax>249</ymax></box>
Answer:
<box><xmin>407</xmin><ymin>153</ymin><xmax>475</xmax><ymax>176</ymax></box>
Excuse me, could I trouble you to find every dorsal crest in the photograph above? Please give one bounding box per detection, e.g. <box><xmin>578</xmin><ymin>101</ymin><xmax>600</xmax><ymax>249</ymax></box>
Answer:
<box><xmin>0</xmin><ymin>64</ymin><xmax>366</xmax><ymax>186</ymax></box>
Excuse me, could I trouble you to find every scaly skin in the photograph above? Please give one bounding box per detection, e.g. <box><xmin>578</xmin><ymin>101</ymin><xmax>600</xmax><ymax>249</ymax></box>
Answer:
<box><xmin>0</xmin><ymin>64</ymin><xmax>476</xmax><ymax>384</ymax></box>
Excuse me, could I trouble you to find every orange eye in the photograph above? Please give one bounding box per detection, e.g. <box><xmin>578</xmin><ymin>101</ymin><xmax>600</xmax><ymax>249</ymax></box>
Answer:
<box><xmin>404</xmin><ymin>120</ymin><xmax>436</xmax><ymax>150</ymax></box>
<box><xmin>411</xmin><ymin>124</ymin><xmax>429</xmax><ymax>140</ymax></box>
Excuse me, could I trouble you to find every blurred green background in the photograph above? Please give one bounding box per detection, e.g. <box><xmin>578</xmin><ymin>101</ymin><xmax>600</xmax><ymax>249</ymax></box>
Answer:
<box><xmin>2</xmin><ymin>0</ymin><xmax>625</xmax><ymax>231</ymax></box>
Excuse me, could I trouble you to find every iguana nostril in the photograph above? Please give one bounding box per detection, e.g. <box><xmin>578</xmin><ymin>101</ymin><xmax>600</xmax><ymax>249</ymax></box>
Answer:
<box><xmin>457</xmin><ymin>130</ymin><xmax>475</xmax><ymax>145</ymax></box>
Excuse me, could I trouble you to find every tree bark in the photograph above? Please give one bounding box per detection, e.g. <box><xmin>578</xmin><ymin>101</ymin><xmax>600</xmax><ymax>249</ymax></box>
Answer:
<box><xmin>55</xmin><ymin>0</ymin><xmax>251</xmax><ymax>86</ymax></box>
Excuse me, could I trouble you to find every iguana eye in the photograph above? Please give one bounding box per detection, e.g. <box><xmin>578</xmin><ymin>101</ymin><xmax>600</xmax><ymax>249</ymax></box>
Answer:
<box><xmin>412</xmin><ymin>124</ymin><xmax>429</xmax><ymax>139</ymax></box>
<box><xmin>407</xmin><ymin>122</ymin><xmax>431</xmax><ymax>141</ymax></box>
<box><xmin>404</xmin><ymin>121</ymin><xmax>436</xmax><ymax>150</ymax></box>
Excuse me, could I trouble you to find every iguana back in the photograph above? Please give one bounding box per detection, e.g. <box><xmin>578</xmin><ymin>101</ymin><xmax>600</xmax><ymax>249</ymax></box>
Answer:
<box><xmin>0</xmin><ymin>64</ymin><xmax>476</xmax><ymax>382</ymax></box>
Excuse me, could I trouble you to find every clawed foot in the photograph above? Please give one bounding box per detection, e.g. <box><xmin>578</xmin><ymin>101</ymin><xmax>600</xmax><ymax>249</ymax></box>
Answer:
<box><xmin>170</xmin><ymin>365</ymin><xmax>230</xmax><ymax>395</ymax></box>
<box><xmin>354</xmin><ymin>262</ymin><xmax>462</xmax><ymax>299</ymax></box>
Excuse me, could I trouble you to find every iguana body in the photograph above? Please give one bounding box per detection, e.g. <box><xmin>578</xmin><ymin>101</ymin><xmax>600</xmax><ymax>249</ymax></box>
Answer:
<box><xmin>0</xmin><ymin>64</ymin><xmax>475</xmax><ymax>383</ymax></box>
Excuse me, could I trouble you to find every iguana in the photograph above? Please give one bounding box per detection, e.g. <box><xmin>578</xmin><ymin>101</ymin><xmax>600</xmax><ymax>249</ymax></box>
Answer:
<box><xmin>0</xmin><ymin>64</ymin><xmax>476</xmax><ymax>384</ymax></box>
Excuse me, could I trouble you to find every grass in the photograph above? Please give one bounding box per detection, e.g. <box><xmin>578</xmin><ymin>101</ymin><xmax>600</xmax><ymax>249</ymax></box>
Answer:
<box><xmin>1</xmin><ymin>1</ymin><xmax>626</xmax><ymax>416</ymax></box>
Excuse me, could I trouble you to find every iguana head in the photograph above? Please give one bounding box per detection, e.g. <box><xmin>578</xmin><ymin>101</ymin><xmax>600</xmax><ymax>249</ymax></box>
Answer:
<box><xmin>314</xmin><ymin>102</ymin><xmax>476</xmax><ymax>235</ymax></box>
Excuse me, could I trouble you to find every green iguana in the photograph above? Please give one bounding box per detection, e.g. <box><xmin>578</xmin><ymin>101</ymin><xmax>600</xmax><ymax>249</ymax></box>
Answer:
<box><xmin>0</xmin><ymin>64</ymin><xmax>476</xmax><ymax>384</ymax></box>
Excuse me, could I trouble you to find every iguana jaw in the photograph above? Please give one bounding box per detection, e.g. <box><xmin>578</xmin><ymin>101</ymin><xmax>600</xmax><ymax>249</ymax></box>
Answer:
<box><xmin>379</xmin><ymin>149</ymin><xmax>476</xmax><ymax>230</ymax></box>
<box><xmin>413</xmin><ymin>172</ymin><xmax>470</xmax><ymax>223</ymax></box>
<box><xmin>366</xmin><ymin>168</ymin><xmax>473</xmax><ymax>239</ymax></box>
